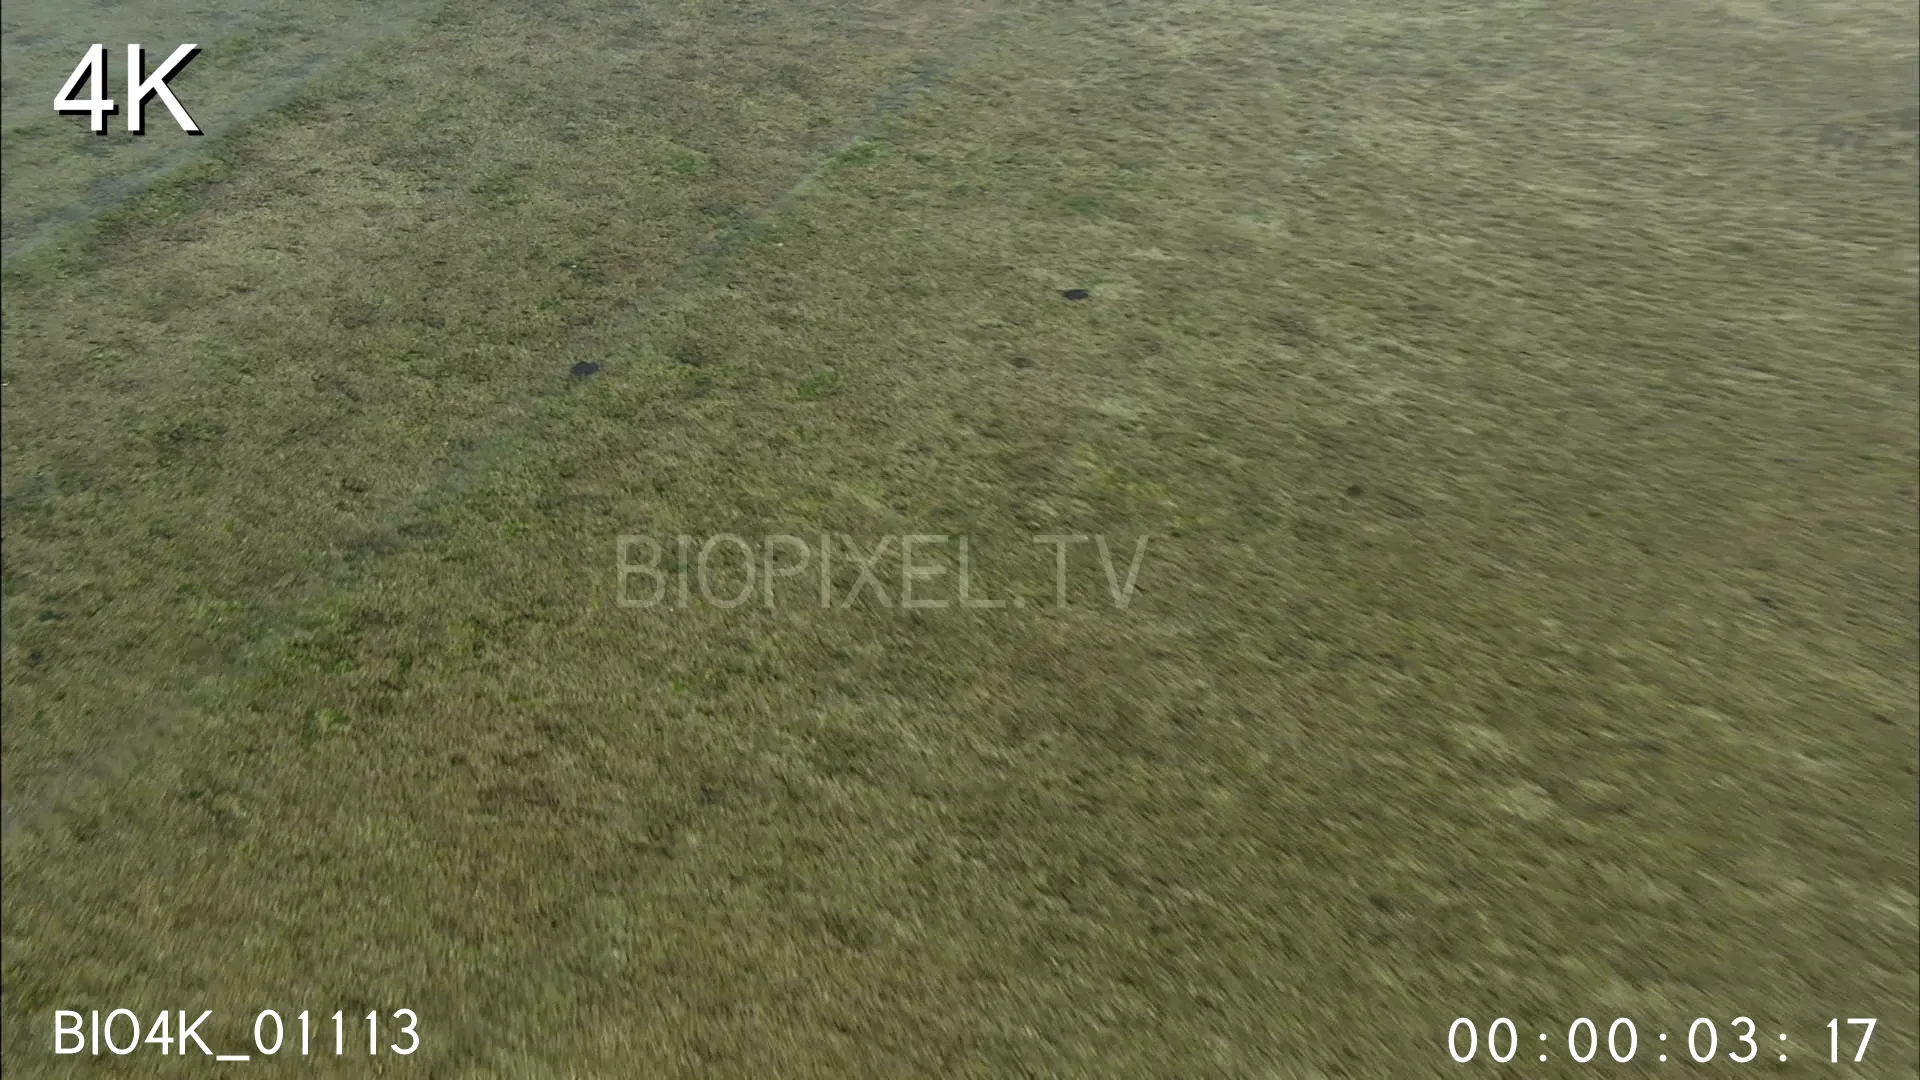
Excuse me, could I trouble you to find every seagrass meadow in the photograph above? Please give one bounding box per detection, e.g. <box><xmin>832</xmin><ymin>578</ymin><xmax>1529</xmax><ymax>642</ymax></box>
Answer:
<box><xmin>2</xmin><ymin>0</ymin><xmax>1916</xmax><ymax>1075</ymax></box>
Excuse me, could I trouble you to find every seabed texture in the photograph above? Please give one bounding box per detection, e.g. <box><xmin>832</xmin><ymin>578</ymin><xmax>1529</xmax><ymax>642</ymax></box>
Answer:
<box><xmin>2</xmin><ymin>0</ymin><xmax>1917</xmax><ymax>1075</ymax></box>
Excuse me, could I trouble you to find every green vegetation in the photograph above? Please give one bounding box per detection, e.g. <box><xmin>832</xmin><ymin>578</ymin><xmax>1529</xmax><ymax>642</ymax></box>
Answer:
<box><xmin>202</xmin><ymin>33</ymin><xmax>257</xmax><ymax>63</ymax></box>
<box><xmin>832</xmin><ymin>137</ymin><xmax>885</xmax><ymax>167</ymax></box>
<box><xmin>2</xmin><ymin>0</ymin><xmax>1916</xmax><ymax>1075</ymax></box>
